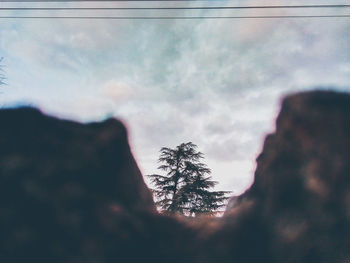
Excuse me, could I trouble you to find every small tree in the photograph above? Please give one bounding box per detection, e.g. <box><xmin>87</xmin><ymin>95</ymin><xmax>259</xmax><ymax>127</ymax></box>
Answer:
<box><xmin>0</xmin><ymin>57</ymin><xmax>5</xmax><ymax>86</ymax></box>
<box><xmin>148</xmin><ymin>142</ymin><xmax>230</xmax><ymax>216</ymax></box>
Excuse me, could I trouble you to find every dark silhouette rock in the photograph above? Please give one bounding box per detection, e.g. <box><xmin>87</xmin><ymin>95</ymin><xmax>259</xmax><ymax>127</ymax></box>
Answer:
<box><xmin>252</xmin><ymin>91</ymin><xmax>350</xmax><ymax>263</ymax></box>
<box><xmin>1</xmin><ymin>90</ymin><xmax>349</xmax><ymax>263</ymax></box>
<box><xmin>217</xmin><ymin>91</ymin><xmax>350</xmax><ymax>263</ymax></box>
<box><xmin>0</xmin><ymin>107</ymin><xmax>196</xmax><ymax>263</ymax></box>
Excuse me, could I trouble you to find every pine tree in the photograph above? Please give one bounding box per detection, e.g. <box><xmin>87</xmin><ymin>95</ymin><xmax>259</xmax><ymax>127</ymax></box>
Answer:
<box><xmin>148</xmin><ymin>142</ymin><xmax>230</xmax><ymax>216</ymax></box>
<box><xmin>0</xmin><ymin>57</ymin><xmax>5</xmax><ymax>86</ymax></box>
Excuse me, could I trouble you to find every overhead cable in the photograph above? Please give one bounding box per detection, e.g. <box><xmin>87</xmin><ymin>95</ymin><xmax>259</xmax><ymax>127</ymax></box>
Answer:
<box><xmin>1</xmin><ymin>15</ymin><xmax>349</xmax><ymax>19</ymax></box>
<box><xmin>1</xmin><ymin>5</ymin><xmax>350</xmax><ymax>10</ymax></box>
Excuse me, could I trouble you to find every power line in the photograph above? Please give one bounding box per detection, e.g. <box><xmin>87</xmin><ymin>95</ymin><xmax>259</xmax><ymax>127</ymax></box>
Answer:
<box><xmin>0</xmin><ymin>0</ymin><xmax>225</xmax><ymax>1</ymax></box>
<box><xmin>0</xmin><ymin>15</ymin><xmax>349</xmax><ymax>19</ymax></box>
<box><xmin>1</xmin><ymin>5</ymin><xmax>350</xmax><ymax>11</ymax></box>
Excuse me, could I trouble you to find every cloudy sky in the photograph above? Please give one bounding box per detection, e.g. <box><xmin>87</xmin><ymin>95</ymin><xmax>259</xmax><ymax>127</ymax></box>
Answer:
<box><xmin>1</xmin><ymin>0</ymin><xmax>350</xmax><ymax>195</ymax></box>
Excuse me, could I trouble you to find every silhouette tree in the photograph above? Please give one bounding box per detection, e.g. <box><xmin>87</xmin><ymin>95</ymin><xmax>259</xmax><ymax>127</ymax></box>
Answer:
<box><xmin>148</xmin><ymin>142</ymin><xmax>230</xmax><ymax>216</ymax></box>
<box><xmin>0</xmin><ymin>57</ymin><xmax>5</xmax><ymax>86</ymax></box>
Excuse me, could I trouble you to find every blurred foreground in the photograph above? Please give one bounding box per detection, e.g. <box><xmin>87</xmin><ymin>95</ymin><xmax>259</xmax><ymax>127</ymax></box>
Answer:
<box><xmin>0</xmin><ymin>90</ymin><xmax>349</xmax><ymax>263</ymax></box>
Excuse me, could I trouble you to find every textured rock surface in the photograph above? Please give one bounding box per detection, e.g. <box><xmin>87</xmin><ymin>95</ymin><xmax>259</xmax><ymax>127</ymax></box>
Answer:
<box><xmin>0</xmin><ymin>108</ymin><xmax>195</xmax><ymax>263</ymax></box>
<box><xmin>215</xmin><ymin>91</ymin><xmax>350</xmax><ymax>263</ymax></box>
<box><xmin>1</xmin><ymin>90</ymin><xmax>349</xmax><ymax>263</ymax></box>
<box><xmin>251</xmin><ymin>91</ymin><xmax>350</xmax><ymax>263</ymax></box>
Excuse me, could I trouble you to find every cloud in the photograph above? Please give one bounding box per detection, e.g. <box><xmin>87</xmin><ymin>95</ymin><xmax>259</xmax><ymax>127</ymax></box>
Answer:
<box><xmin>1</xmin><ymin>0</ymin><xmax>350</xmax><ymax>193</ymax></box>
<box><xmin>101</xmin><ymin>80</ymin><xmax>133</xmax><ymax>101</ymax></box>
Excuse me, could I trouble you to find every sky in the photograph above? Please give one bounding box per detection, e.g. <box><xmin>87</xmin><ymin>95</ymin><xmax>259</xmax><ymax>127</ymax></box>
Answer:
<box><xmin>0</xmin><ymin>0</ymin><xmax>350</xmax><ymax>195</ymax></box>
